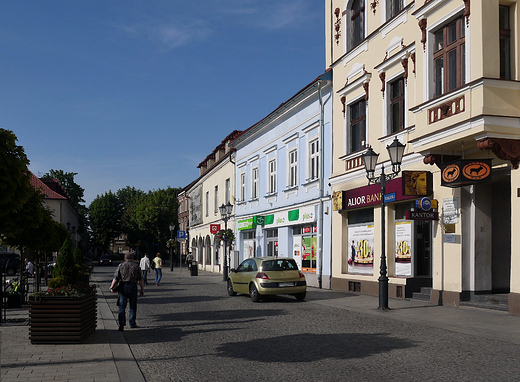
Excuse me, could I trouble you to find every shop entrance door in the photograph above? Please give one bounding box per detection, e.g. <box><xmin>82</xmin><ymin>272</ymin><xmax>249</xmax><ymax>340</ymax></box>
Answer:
<box><xmin>266</xmin><ymin>229</ymin><xmax>278</xmax><ymax>257</ymax></box>
<box><xmin>415</xmin><ymin>220</ymin><xmax>431</xmax><ymax>276</ymax></box>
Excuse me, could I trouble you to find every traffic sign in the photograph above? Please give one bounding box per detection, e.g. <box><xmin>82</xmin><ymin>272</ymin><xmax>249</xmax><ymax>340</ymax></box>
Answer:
<box><xmin>177</xmin><ymin>231</ymin><xmax>186</xmax><ymax>241</ymax></box>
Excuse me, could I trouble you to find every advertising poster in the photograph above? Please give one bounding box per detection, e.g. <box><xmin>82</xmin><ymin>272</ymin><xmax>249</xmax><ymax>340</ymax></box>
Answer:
<box><xmin>347</xmin><ymin>225</ymin><xmax>374</xmax><ymax>275</ymax></box>
<box><xmin>243</xmin><ymin>240</ymin><xmax>255</xmax><ymax>259</ymax></box>
<box><xmin>293</xmin><ymin>235</ymin><xmax>302</xmax><ymax>270</ymax></box>
<box><xmin>394</xmin><ymin>221</ymin><xmax>412</xmax><ymax>276</ymax></box>
<box><xmin>301</xmin><ymin>236</ymin><xmax>317</xmax><ymax>273</ymax></box>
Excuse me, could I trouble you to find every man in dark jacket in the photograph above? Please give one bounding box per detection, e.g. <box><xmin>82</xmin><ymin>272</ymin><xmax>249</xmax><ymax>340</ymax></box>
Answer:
<box><xmin>110</xmin><ymin>252</ymin><xmax>144</xmax><ymax>331</ymax></box>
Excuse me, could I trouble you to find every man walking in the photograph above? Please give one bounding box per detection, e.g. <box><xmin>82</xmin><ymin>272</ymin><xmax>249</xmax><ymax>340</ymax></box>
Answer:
<box><xmin>110</xmin><ymin>252</ymin><xmax>144</xmax><ymax>331</ymax></box>
<box><xmin>139</xmin><ymin>253</ymin><xmax>150</xmax><ymax>285</ymax></box>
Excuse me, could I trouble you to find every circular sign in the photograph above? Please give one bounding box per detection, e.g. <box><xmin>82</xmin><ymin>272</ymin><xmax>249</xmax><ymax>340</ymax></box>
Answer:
<box><xmin>417</xmin><ymin>197</ymin><xmax>432</xmax><ymax>211</ymax></box>
<box><xmin>442</xmin><ymin>164</ymin><xmax>460</xmax><ymax>183</ymax></box>
<box><xmin>462</xmin><ymin>161</ymin><xmax>491</xmax><ymax>180</ymax></box>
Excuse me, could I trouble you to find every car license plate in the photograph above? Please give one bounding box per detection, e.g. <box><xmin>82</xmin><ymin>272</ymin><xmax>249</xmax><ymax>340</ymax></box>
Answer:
<box><xmin>279</xmin><ymin>282</ymin><xmax>294</xmax><ymax>287</ymax></box>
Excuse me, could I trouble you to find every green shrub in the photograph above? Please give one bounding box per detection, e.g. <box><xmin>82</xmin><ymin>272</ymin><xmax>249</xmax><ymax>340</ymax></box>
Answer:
<box><xmin>73</xmin><ymin>247</ymin><xmax>84</xmax><ymax>267</ymax></box>
<box><xmin>48</xmin><ymin>276</ymin><xmax>68</xmax><ymax>289</ymax></box>
<box><xmin>52</xmin><ymin>237</ymin><xmax>78</xmax><ymax>285</ymax></box>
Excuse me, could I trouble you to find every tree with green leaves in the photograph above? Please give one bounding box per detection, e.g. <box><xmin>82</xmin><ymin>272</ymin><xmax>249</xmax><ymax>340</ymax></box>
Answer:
<box><xmin>88</xmin><ymin>191</ymin><xmax>122</xmax><ymax>253</ymax></box>
<box><xmin>52</xmin><ymin>237</ymin><xmax>78</xmax><ymax>286</ymax></box>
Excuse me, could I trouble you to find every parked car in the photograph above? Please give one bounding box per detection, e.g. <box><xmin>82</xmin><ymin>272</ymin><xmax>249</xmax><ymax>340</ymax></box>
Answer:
<box><xmin>99</xmin><ymin>254</ymin><xmax>112</xmax><ymax>266</ymax></box>
<box><xmin>227</xmin><ymin>257</ymin><xmax>307</xmax><ymax>302</ymax></box>
<box><xmin>0</xmin><ymin>253</ymin><xmax>20</xmax><ymax>276</ymax></box>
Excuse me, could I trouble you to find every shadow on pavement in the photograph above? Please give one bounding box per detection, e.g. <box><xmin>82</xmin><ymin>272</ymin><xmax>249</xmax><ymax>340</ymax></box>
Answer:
<box><xmin>217</xmin><ymin>332</ymin><xmax>417</xmax><ymax>362</ymax></box>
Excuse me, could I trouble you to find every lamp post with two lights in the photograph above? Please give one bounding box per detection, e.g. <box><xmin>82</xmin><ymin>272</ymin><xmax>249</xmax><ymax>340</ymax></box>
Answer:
<box><xmin>219</xmin><ymin>201</ymin><xmax>234</xmax><ymax>281</ymax></box>
<box><xmin>361</xmin><ymin>137</ymin><xmax>406</xmax><ymax>310</ymax></box>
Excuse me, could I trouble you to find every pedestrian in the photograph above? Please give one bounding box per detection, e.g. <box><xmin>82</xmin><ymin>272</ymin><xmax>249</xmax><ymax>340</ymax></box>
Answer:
<box><xmin>25</xmin><ymin>258</ymin><xmax>34</xmax><ymax>277</ymax></box>
<box><xmin>110</xmin><ymin>252</ymin><xmax>144</xmax><ymax>331</ymax></box>
<box><xmin>186</xmin><ymin>252</ymin><xmax>193</xmax><ymax>270</ymax></box>
<box><xmin>153</xmin><ymin>253</ymin><xmax>162</xmax><ymax>286</ymax></box>
<box><xmin>139</xmin><ymin>253</ymin><xmax>150</xmax><ymax>285</ymax></box>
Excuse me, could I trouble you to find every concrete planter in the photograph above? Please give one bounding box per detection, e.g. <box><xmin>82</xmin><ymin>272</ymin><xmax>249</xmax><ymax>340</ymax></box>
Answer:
<box><xmin>29</xmin><ymin>291</ymin><xmax>97</xmax><ymax>344</ymax></box>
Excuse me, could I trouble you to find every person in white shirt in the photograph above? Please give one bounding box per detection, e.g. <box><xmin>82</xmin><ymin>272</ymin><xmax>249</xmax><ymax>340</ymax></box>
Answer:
<box><xmin>25</xmin><ymin>258</ymin><xmax>34</xmax><ymax>277</ymax></box>
<box><xmin>139</xmin><ymin>253</ymin><xmax>150</xmax><ymax>286</ymax></box>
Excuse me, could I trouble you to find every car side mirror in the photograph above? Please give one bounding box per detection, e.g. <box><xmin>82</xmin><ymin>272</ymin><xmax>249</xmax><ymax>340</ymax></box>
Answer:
<box><xmin>230</xmin><ymin>268</ymin><xmax>236</xmax><ymax>273</ymax></box>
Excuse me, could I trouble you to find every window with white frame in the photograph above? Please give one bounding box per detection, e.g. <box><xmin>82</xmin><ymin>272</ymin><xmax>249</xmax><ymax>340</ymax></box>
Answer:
<box><xmin>240</xmin><ymin>172</ymin><xmax>246</xmax><ymax>202</ymax></box>
<box><xmin>309</xmin><ymin>139</ymin><xmax>319</xmax><ymax>181</ymax></box>
<box><xmin>268</xmin><ymin>159</ymin><xmax>277</xmax><ymax>194</ymax></box>
<box><xmin>288</xmin><ymin>149</ymin><xmax>298</xmax><ymax>188</ymax></box>
<box><xmin>252</xmin><ymin>167</ymin><xmax>259</xmax><ymax>199</ymax></box>
<box><xmin>386</xmin><ymin>0</ymin><xmax>403</xmax><ymax>21</ymax></box>
<box><xmin>205</xmin><ymin>191</ymin><xmax>209</xmax><ymax>217</ymax></box>
<box><xmin>433</xmin><ymin>15</ymin><xmax>465</xmax><ymax>98</ymax></box>
<box><xmin>214</xmin><ymin>185</ymin><xmax>218</xmax><ymax>214</ymax></box>
<box><xmin>349</xmin><ymin>98</ymin><xmax>366</xmax><ymax>153</ymax></box>
<box><xmin>348</xmin><ymin>0</ymin><xmax>365</xmax><ymax>51</ymax></box>
<box><xmin>225</xmin><ymin>178</ymin><xmax>230</xmax><ymax>204</ymax></box>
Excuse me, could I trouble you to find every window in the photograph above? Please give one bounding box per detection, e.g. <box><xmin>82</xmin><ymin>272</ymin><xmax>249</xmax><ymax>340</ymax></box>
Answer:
<box><xmin>386</xmin><ymin>0</ymin><xmax>403</xmax><ymax>20</ymax></box>
<box><xmin>350</xmin><ymin>99</ymin><xmax>366</xmax><ymax>153</ymax></box>
<box><xmin>349</xmin><ymin>0</ymin><xmax>365</xmax><ymax>51</ymax></box>
<box><xmin>389</xmin><ymin>76</ymin><xmax>405</xmax><ymax>133</ymax></box>
<box><xmin>500</xmin><ymin>5</ymin><xmax>511</xmax><ymax>80</ymax></box>
<box><xmin>225</xmin><ymin>178</ymin><xmax>230</xmax><ymax>204</ymax></box>
<box><xmin>309</xmin><ymin>139</ymin><xmax>320</xmax><ymax>180</ymax></box>
<box><xmin>433</xmin><ymin>16</ymin><xmax>465</xmax><ymax>97</ymax></box>
<box><xmin>268</xmin><ymin>159</ymin><xmax>277</xmax><ymax>194</ymax></box>
<box><xmin>205</xmin><ymin>191</ymin><xmax>209</xmax><ymax>217</ymax></box>
<box><xmin>240</xmin><ymin>173</ymin><xmax>246</xmax><ymax>202</ymax></box>
<box><xmin>252</xmin><ymin>167</ymin><xmax>259</xmax><ymax>199</ymax></box>
<box><xmin>214</xmin><ymin>186</ymin><xmax>218</xmax><ymax>214</ymax></box>
<box><xmin>288</xmin><ymin>149</ymin><xmax>298</xmax><ymax>188</ymax></box>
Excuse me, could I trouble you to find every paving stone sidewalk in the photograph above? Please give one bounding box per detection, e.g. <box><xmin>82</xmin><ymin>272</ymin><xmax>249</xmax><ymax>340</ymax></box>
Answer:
<box><xmin>0</xmin><ymin>274</ymin><xmax>145</xmax><ymax>382</ymax></box>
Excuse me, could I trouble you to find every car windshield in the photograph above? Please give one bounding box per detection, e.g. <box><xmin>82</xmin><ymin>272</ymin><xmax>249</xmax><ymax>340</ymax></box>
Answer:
<box><xmin>261</xmin><ymin>259</ymin><xmax>298</xmax><ymax>271</ymax></box>
<box><xmin>101</xmin><ymin>255</ymin><xmax>110</xmax><ymax>259</ymax></box>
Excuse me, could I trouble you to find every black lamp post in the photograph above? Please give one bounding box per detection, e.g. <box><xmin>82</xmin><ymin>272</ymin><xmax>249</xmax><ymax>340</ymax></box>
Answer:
<box><xmin>169</xmin><ymin>223</ymin><xmax>175</xmax><ymax>271</ymax></box>
<box><xmin>361</xmin><ymin>137</ymin><xmax>406</xmax><ymax>310</ymax></box>
<box><xmin>219</xmin><ymin>201</ymin><xmax>234</xmax><ymax>281</ymax></box>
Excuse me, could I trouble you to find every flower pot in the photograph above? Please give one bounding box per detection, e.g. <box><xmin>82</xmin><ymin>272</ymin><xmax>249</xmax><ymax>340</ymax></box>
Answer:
<box><xmin>29</xmin><ymin>291</ymin><xmax>97</xmax><ymax>344</ymax></box>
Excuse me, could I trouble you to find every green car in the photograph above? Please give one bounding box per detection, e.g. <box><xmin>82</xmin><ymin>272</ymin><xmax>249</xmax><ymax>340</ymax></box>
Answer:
<box><xmin>227</xmin><ymin>257</ymin><xmax>307</xmax><ymax>302</ymax></box>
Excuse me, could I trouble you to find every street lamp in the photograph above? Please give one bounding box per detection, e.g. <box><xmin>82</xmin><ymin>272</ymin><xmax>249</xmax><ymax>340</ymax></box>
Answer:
<box><xmin>361</xmin><ymin>137</ymin><xmax>406</xmax><ymax>310</ymax></box>
<box><xmin>219</xmin><ymin>201</ymin><xmax>234</xmax><ymax>281</ymax></box>
<box><xmin>169</xmin><ymin>223</ymin><xmax>175</xmax><ymax>271</ymax></box>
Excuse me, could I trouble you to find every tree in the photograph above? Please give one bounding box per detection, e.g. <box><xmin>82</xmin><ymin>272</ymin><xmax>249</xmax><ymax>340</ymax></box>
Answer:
<box><xmin>52</xmin><ymin>237</ymin><xmax>78</xmax><ymax>285</ymax></box>
<box><xmin>117</xmin><ymin>186</ymin><xmax>145</xmax><ymax>248</ymax></box>
<box><xmin>88</xmin><ymin>191</ymin><xmax>122</xmax><ymax>253</ymax></box>
<box><xmin>0</xmin><ymin>129</ymin><xmax>33</xmax><ymax>226</ymax></box>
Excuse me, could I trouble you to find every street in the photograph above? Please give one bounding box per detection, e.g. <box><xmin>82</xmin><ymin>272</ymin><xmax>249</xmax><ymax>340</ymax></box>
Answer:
<box><xmin>95</xmin><ymin>264</ymin><xmax>520</xmax><ymax>382</ymax></box>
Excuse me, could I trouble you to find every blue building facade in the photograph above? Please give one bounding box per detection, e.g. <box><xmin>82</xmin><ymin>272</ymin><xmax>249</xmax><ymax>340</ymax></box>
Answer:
<box><xmin>231</xmin><ymin>70</ymin><xmax>333</xmax><ymax>288</ymax></box>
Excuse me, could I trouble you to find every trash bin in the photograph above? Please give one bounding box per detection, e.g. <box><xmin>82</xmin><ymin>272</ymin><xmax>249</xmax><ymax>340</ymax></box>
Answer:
<box><xmin>190</xmin><ymin>261</ymin><xmax>198</xmax><ymax>276</ymax></box>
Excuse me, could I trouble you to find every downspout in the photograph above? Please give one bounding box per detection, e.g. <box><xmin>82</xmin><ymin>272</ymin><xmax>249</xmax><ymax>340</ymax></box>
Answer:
<box><xmin>318</xmin><ymin>80</ymin><xmax>325</xmax><ymax>289</ymax></box>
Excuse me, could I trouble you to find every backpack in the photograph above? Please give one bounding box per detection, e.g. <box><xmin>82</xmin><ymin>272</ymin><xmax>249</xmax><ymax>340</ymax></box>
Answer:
<box><xmin>150</xmin><ymin>259</ymin><xmax>156</xmax><ymax>269</ymax></box>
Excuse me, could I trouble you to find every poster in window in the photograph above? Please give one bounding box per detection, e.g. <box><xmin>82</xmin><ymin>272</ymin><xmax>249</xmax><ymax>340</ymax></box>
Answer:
<box><xmin>301</xmin><ymin>236</ymin><xmax>317</xmax><ymax>273</ymax></box>
<box><xmin>293</xmin><ymin>235</ymin><xmax>302</xmax><ymax>270</ymax></box>
<box><xmin>347</xmin><ymin>225</ymin><xmax>374</xmax><ymax>275</ymax></box>
<box><xmin>243</xmin><ymin>240</ymin><xmax>255</xmax><ymax>259</ymax></box>
<box><xmin>394</xmin><ymin>221</ymin><xmax>412</xmax><ymax>277</ymax></box>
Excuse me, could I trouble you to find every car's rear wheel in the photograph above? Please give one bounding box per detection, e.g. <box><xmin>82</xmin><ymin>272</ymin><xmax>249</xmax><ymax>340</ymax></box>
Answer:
<box><xmin>294</xmin><ymin>292</ymin><xmax>306</xmax><ymax>301</ymax></box>
<box><xmin>249</xmin><ymin>283</ymin><xmax>261</xmax><ymax>302</ymax></box>
<box><xmin>227</xmin><ymin>279</ymin><xmax>236</xmax><ymax>296</ymax></box>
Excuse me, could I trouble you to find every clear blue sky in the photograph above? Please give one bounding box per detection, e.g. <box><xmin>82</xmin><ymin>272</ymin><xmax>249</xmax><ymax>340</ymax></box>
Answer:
<box><xmin>0</xmin><ymin>1</ymin><xmax>325</xmax><ymax>206</ymax></box>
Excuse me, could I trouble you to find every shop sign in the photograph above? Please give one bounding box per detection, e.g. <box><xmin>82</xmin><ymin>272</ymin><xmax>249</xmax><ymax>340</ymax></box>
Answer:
<box><xmin>406</xmin><ymin>211</ymin><xmax>439</xmax><ymax>220</ymax></box>
<box><xmin>210</xmin><ymin>224</ymin><xmax>221</xmax><ymax>234</ymax></box>
<box><xmin>264</xmin><ymin>206</ymin><xmax>316</xmax><ymax>227</ymax></box>
<box><xmin>384</xmin><ymin>192</ymin><xmax>396</xmax><ymax>203</ymax></box>
<box><xmin>402</xmin><ymin>171</ymin><xmax>433</xmax><ymax>196</ymax></box>
<box><xmin>440</xmin><ymin>159</ymin><xmax>492</xmax><ymax>188</ymax></box>
<box><xmin>341</xmin><ymin>177</ymin><xmax>417</xmax><ymax>210</ymax></box>
<box><xmin>254</xmin><ymin>216</ymin><xmax>265</xmax><ymax>225</ymax></box>
<box><xmin>237</xmin><ymin>218</ymin><xmax>254</xmax><ymax>231</ymax></box>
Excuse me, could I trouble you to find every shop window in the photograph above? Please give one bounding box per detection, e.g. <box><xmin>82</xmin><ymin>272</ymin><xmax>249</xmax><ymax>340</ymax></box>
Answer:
<box><xmin>288</xmin><ymin>149</ymin><xmax>298</xmax><ymax>188</ymax></box>
<box><xmin>389</xmin><ymin>76</ymin><xmax>405</xmax><ymax>133</ymax></box>
<box><xmin>394</xmin><ymin>202</ymin><xmax>413</xmax><ymax>220</ymax></box>
<box><xmin>348</xmin><ymin>208</ymin><xmax>374</xmax><ymax>224</ymax></box>
<box><xmin>433</xmin><ymin>16</ymin><xmax>465</xmax><ymax>97</ymax></box>
<box><xmin>252</xmin><ymin>167</ymin><xmax>259</xmax><ymax>199</ymax></box>
<box><xmin>386</xmin><ymin>0</ymin><xmax>403</xmax><ymax>21</ymax></box>
<box><xmin>243</xmin><ymin>231</ymin><xmax>256</xmax><ymax>258</ymax></box>
<box><xmin>349</xmin><ymin>99</ymin><xmax>366</xmax><ymax>153</ymax></box>
<box><xmin>309</xmin><ymin>138</ymin><xmax>319</xmax><ymax>181</ymax></box>
<box><xmin>300</xmin><ymin>224</ymin><xmax>317</xmax><ymax>273</ymax></box>
<box><xmin>500</xmin><ymin>5</ymin><xmax>511</xmax><ymax>80</ymax></box>
<box><xmin>348</xmin><ymin>0</ymin><xmax>365</xmax><ymax>51</ymax></box>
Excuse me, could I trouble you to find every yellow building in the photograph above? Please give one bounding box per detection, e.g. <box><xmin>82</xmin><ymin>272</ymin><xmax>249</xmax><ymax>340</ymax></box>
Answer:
<box><xmin>326</xmin><ymin>0</ymin><xmax>520</xmax><ymax>314</ymax></box>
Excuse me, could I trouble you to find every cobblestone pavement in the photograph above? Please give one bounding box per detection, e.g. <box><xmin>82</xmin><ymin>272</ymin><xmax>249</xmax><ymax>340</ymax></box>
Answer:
<box><xmin>97</xmin><ymin>264</ymin><xmax>520</xmax><ymax>382</ymax></box>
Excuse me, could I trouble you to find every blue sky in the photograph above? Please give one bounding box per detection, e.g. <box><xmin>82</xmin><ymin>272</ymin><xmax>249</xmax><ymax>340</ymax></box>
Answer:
<box><xmin>0</xmin><ymin>1</ymin><xmax>325</xmax><ymax>206</ymax></box>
